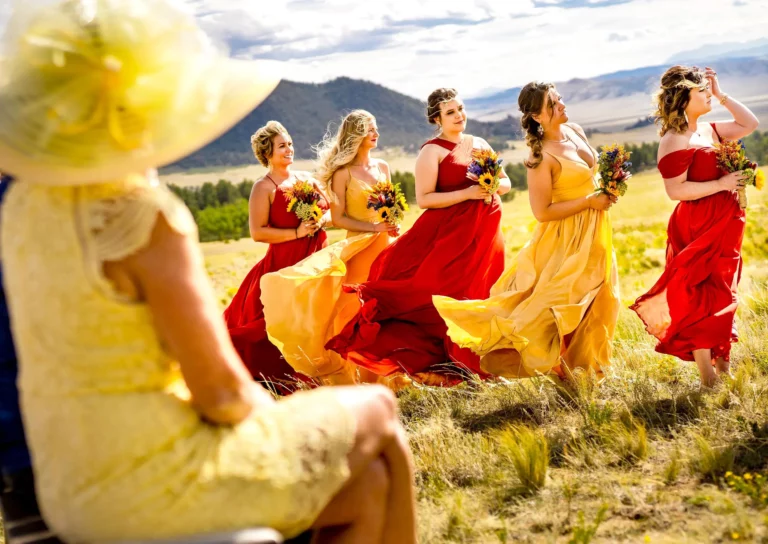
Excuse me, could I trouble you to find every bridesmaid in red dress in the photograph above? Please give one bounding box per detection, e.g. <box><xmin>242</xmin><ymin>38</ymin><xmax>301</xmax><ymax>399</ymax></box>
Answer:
<box><xmin>631</xmin><ymin>65</ymin><xmax>759</xmax><ymax>388</ymax></box>
<box><xmin>224</xmin><ymin>121</ymin><xmax>330</xmax><ymax>389</ymax></box>
<box><xmin>326</xmin><ymin>88</ymin><xmax>512</xmax><ymax>385</ymax></box>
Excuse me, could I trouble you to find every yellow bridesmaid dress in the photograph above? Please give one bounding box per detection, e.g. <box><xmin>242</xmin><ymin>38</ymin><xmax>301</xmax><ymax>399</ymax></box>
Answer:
<box><xmin>433</xmin><ymin>128</ymin><xmax>620</xmax><ymax>379</ymax></box>
<box><xmin>261</xmin><ymin>166</ymin><xmax>394</xmax><ymax>384</ymax></box>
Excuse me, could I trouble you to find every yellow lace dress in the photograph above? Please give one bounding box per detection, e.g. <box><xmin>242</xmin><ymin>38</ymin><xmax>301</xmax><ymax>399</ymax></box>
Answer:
<box><xmin>434</xmin><ymin>131</ymin><xmax>620</xmax><ymax>379</ymax></box>
<box><xmin>0</xmin><ymin>178</ymin><xmax>356</xmax><ymax>542</ymax></box>
<box><xmin>261</xmin><ymin>168</ymin><xmax>392</xmax><ymax>384</ymax></box>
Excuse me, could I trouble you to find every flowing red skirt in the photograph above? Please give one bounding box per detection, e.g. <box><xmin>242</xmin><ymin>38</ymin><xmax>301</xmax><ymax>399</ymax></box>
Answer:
<box><xmin>631</xmin><ymin>189</ymin><xmax>745</xmax><ymax>361</ymax></box>
<box><xmin>326</xmin><ymin>197</ymin><xmax>505</xmax><ymax>382</ymax></box>
<box><xmin>224</xmin><ymin>234</ymin><xmax>327</xmax><ymax>389</ymax></box>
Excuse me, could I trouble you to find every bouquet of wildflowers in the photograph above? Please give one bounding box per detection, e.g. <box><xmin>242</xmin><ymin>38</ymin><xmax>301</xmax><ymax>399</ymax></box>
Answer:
<box><xmin>715</xmin><ymin>140</ymin><xmax>764</xmax><ymax>209</ymax></box>
<box><xmin>467</xmin><ymin>149</ymin><xmax>503</xmax><ymax>204</ymax></box>
<box><xmin>595</xmin><ymin>144</ymin><xmax>632</xmax><ymax>199</ymax></box>
<box><xmin>365</xmin><ymin>180</ymin><xmax>409</xmax><ymax>225</ymax></box>
<box><xmin>285</xmin><ymin>180</ymin><xmax>324</xmax><ymax>235</ymax></box>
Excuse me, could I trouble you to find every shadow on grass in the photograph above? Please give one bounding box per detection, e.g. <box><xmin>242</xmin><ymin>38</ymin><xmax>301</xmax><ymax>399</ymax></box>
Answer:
<box><xmin>732</xmin><ymin>421</ymin><xmax>768</xmax><ymax>472</ymax></box>
<box><xmin>629</xmin><ymin>392</ymin><xmax>704</xmax><ymax>434</ymax></box>
<box><xmin>454</xmin><ymin>401</ymin><xmax>547</xmax><ymax>433</ymax></box>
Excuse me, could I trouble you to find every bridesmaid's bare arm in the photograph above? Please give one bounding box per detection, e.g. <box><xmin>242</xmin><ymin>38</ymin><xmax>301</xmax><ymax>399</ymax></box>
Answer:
<box><xmin>114</xmin><ymin>215</ymin><xmax>275</xmax><ymax>425</ymax></box>
<box><xmin>528</xmin><ymin>154</ymin><xmax>610</xmax><ymax>222</ymax></box>
<box><xmin>330</xmin><ymin>168</ymin><xmax>396</xmax><ymax>234</ymax></box>
<box><xmin>415</xmin><ymin>145</ymin><xmax>486</xmax><ymax>209</ymax></box>
<box><xmin>659</xmin><ymin>132</ymin><xmax>745</xmax><ymax>201</ymax></box>
<box><xmin>248</xmin><ymin>178</ymin><xmax>317</xmax><ymax>242</ymax></box>
<box><xmin>703</xmin><ymin>67</ymin><xmax>759</xmax><ymax>140</ymax></box>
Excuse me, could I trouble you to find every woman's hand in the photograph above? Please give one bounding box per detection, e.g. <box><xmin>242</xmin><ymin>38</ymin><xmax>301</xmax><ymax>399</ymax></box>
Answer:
<box><xmin>704</xmin><ymin>66</ymin><xmax>723</xmax><ymax>100</ymax></box>
<box><xmin>373</xmin><ymin>222</ymin><xmax>399</xmax><ymax>234</ymax></box>
<box><xmin>586</xmin><ymin>192</ymin><xmax>615</xmax><ymax>211</ymax></box>
<box><xmin>463</xmin><ymin>184</ymin><xmax>488</xmax><ymax>201</ymax></box>
<box><xmin>297</xmin><ymin>220</ymin><xmax>321</xmax><ymax>238</ymax></box>
<box><xmin>718</xmin><ymin>170</ymin><xmax>747</xmax><ymax>192</ymax></box>
<box><xmin>317</xmin><ymin>211</ymin><xmax>333</xmax><ymax>229</ymax></box>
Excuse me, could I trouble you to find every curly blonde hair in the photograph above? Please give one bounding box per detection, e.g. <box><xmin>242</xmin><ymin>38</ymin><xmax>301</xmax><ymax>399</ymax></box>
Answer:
<box><xmin>518</xmin><ymin>81</ymin><xmax>555</xmax><ymax>169</ymax></box>
<box><xmin>654</xmin><ymin>65</ymin><xmax>708</xmax><ymax>136</ymax></box>
<box><xmin>314</xmin><ymin>110</ymin><xmax>375</xmax><ymax>192</ymax></box>
<box><xmin>251</xmin><ymin>121</ymin><xmax>290</xmax><ymax>167</ymax></box>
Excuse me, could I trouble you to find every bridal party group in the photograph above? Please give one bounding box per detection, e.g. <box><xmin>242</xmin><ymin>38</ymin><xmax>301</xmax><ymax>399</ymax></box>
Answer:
<box><xmin>224</xmin><ymin>67</ymin><xmax>759</xmax><ymax>393</ymax></box>
<box><xmin>0</xmin><ymin>0</ymin><xmax>762</xmax><ymax>540</ymax></box>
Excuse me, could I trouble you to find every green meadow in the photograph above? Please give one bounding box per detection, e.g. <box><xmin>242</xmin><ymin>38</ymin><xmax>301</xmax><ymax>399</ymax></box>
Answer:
<box><xmin>205</xmin><ymin>169</ymin><xmax>768</xmax><ymax>543</ymax></box>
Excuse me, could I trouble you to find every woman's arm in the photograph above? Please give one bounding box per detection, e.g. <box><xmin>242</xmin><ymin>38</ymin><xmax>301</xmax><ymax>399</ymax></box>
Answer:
<box><xmin>659</xmin><ymin>133</ymin><xmax>746</xmax><ymax>201</ymax></box>
<box><xmin>415</xmin><ymin>145</ymin><xmax>486</xmax><ymax>209</ymax></box>
<box><xmin>704</xmin><ymin>67</ymin><xmax>759</xmax><ymax>140</ymax></box>
<box><xmin>119</xmin><ymin>215</ymin><xmax>274</xmax><ymax>425</ymax></box>
<box><xmin>527</xmin><ymin>155</ymin><xmax>611</xmax><ymax>222</ymax></box>
<box><xmin>249</xmin><ymin>179</ymin><xmax>317</xmax><ymax>242</ymax></box>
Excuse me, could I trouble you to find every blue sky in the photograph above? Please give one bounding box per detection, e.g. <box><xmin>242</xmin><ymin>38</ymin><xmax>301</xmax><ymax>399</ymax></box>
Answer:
<box><xmin>187</xmin><ymin>0</ymin><xmax>768</xmax><ymax>99</ymax></box>
<box><xmin>2</xmin><ymin>0</ymin><xmax>768</xmax><ymax>99</ymax></box>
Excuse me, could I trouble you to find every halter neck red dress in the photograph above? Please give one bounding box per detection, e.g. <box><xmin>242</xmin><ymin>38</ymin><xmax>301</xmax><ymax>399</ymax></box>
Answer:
<box><xmin>325</xmin><ymin>137</ymin><xmax>506</xmax><ymax>384</ymax></box>
<box><xmin>224</xmin><ymin>178</ymin><xmax>329</xmax><ymax>390</ymax></box>
<box><xmin>631</xmin><ymin>124</ymin><xmax>745</xmax><ymax>362</ymax></box>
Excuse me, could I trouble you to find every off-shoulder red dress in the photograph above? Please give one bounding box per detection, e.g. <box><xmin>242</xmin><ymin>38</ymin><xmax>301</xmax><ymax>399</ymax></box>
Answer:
<box><xmin>224</xmin><ymin>178</ymin><xmax>329</xmax><ymax>386</ymax></box>
<box><xmin>631</xmin><ymin>124</ymin><xmax>745</xmax><ymax>362</ymax></box>
<box><xmin>325</xmin><ymin>137</ymin><xmax>506</xmax><ymax>383</ymax></box>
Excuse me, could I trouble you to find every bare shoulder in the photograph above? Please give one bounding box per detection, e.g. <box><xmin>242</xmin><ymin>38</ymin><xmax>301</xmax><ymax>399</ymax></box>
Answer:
<box><xmin>331</xmin><ymin>167</ymin><xmax>350</xmax><ymax>184</ymax></box>
<box><xmin>658</xmin><ymin>131</ymin><xmax>690</xmax><ymax>158</ymax></box>
<box><xmin>253</xmin><ymin>176</ymin><xmax>276</xmax><ymax>196</ymax></box>
<box><xmin>527</xmin><ymin>150</ymin><xmax>557</xmax><ymax>173</ymax></box>
<box><xmin>374</xmin><ymin>159</ymin><xmax>391</xmax><ymax>174</ymax></box>
<box><xmin>417</xmin><ymin>142</ymin><xmax>442</xmax><ymax>159</ymax></box>
<box><xmin>564</xmin><ymin>122</ymin><xmax>587</xmax><ymax>140</ymax></box>
<box><xmin>472</xmin><ymin>136</ymin><xmax>492</xmax><ymax>150</ymax></box>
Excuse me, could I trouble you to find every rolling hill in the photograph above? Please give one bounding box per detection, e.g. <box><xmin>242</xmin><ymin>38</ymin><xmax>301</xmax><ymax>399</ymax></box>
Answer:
<box><xmin>466</xmin><ymin>56</ymin><xmax>768</xmax><ymax>130</ymax></box>
<box><xmin>165</xmin><ymin>52</ymin><xmax>768</xmax><ymax>172</ymax></box>
<box><xmin>164</xmin><ymin>77</ymin><xmax>522</xmax><ymax>171</ymax></box>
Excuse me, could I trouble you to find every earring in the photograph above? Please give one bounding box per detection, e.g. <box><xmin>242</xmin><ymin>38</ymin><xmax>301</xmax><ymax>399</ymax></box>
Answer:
<box><xmin>537</xmin><ymin>125</ymin><xmax>544</xmax><ymax>137</ymax></box>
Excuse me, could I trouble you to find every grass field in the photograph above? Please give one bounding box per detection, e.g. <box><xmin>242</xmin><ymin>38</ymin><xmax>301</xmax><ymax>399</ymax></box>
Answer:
<box><xmin>2</xmin><ymin>171</ymin><xmax>765</xmax><ymax>544</ymax></box>
<box><xmin>205</xmin><ymin>169</ymin><xmax>768</xmax><ymax>543</ymax></box>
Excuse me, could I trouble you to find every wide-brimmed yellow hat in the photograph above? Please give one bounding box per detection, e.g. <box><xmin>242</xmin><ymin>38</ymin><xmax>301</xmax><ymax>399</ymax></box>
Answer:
<box><xmin>0</xmin><ymin>0</ymin><xmax>281</xmax><ymax>185</ymax></box>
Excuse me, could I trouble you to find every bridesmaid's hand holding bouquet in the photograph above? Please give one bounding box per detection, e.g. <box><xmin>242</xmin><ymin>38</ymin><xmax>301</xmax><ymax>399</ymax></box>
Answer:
<box><xmin>285</xmin><ymin>180</ymin><xmax>324</xmax><ymax>236</ymax></box>
<box><xmin>595</xmin><ymin>143</ymin><xmax>632</xmax><ymax>200</ymax></box>
<box><xmin>715</xmin><ymin>139</ymin><xmax>764</xmax><ymax>209</ymax></box>
<box><xmin>365</xmin><ymin>180</ymin><xmax>409</xmax><ymax>232</ymax></box>
<box><xmin>467</xmin><ymin>149</ymin><xmax>503</xmax><ymax>204</ymax></box>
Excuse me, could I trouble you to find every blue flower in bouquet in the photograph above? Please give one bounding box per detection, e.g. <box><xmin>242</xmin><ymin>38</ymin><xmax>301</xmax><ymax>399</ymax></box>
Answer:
<box><xmin>468</xmin><ymin>161</ymin><xmax>485</xmax><ymax>178</ymax></box>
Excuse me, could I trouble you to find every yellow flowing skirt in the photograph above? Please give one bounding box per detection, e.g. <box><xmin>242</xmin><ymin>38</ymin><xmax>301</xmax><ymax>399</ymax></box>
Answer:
<box><xmin>261</xmin><ymin>231</ymin><xmax>390</xmax><ymax>383</ymax></box>
<box><xmin>434</xmin><ymin>209</ymin><xmax>620</xmax><ymax>379</ymax></box>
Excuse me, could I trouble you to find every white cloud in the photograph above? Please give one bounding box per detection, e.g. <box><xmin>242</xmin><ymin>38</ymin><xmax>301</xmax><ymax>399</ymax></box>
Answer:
<box><xmin>2</xmin><ymin>0</ymin><xmax>768</xmax><ymax>98</ymax></box>
<box><xmin>184</xmin><ymin>0</ymin><xmax>768</xmax><ymax>98</ymax></box>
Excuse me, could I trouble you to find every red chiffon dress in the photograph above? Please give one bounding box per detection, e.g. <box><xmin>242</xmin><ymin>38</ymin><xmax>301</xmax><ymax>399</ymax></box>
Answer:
<box><xmin>224</xmin><ymin>178</ymin><xmax>329</xmax><ymax>387</ymax></box>
<box><xmin>631</xmin><ymin>123</ymin><xmax>745</xmax><ymax>362</ymax></box>
<box><xmin>325</xmin><ymin>137</ymin><xmax>506</xmax><ymax>383</ymax></box>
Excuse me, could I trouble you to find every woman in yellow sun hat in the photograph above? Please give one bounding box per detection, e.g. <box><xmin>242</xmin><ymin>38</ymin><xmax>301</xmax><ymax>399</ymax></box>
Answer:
<box><xmin>0</xmin><ymin>1</ymin><xmax>417</xmax><ymax>542</ymax></box>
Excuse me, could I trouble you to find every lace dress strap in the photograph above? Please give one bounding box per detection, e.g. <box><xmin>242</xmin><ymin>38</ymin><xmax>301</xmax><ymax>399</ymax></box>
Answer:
<box><xmin>81</xmin><ymin>177</ymin><xmax>197</xmax><ymax>264</ymax></box>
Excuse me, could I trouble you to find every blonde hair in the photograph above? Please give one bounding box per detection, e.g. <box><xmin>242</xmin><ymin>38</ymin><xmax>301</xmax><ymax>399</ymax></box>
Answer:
<box><xmin>251</xmin><ymin>121</ymin><xmax>289</xmax><ymax>167</ymax></box>
<box><xmin>314</xmin><ymin>110</ymin><xmax>375</xmax><ymax>192</ymax></box>
<box><xmin>654</xmin><ymin>65</ymin><xmax>708</xmax><ymax>136</ymax></box>
<box><xmin>518</xmin><ymin>81</ymin><xmax>556</xmax><ymax>169</ymax></box>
